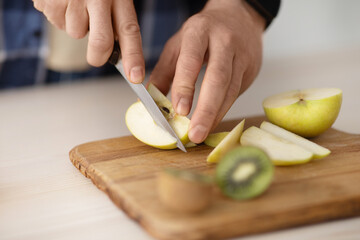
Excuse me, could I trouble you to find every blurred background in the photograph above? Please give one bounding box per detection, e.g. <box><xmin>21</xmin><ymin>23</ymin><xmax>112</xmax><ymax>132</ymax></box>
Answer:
<box><xmin>265</xmin><ymin>0</ymin><xmax>360</xmax><ymax>59</ymax></box>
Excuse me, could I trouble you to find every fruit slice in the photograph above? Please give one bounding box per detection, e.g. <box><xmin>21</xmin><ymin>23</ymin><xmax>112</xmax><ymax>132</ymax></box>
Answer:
<box><xmin>216</xmin><ymin>146</ymin><xmax>273</xmax><ymax>200</ymax></box>
<box><xmin>126</xmin><ymin>84</ymin><xmax>190</xmax><ymax>149</ymax></box>
<box><xmin>204</xmin><ymin>132</ymin><xmax>229</xmax><ymax>147</ymax></box>
<box><xmin>240</xmin><ymin>126</ymin><xmax>313</xmax><ymax>165</ymax></box>
<box><xmin>263</xmin><ymin>88</ymin><xmax>342</xmax><ymax>137</ymax></box>
<box><xmin>185</xmin><ymin>142</ymin><xmax>197</xmax><ymax>148</ymax></box>
<box><xmin>207</xmin><ymin>120</ymin><xmax>245</xmax><ymax>163</ymax></box>
<box><xmin>260</xmin><ymin>121</ymin><xmax>330</xmax><ymax>159</ymax></box>
<box><xmin>157</xmin><ymin>168</ymin><xmax>213</xmax><ymax>213</ymax></box>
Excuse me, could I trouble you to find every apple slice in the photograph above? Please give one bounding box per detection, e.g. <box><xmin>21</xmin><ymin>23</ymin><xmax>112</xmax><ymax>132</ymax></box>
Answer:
<box><xmin>263</xmin><ymin>88</ymin><xmax>342</xmax><ymax>137</ymax></box>
<box><xmin>204</xmin><ymin>132</ymin><xmax>229</xmax><ymax>148</ymax></box>
<box><xmin>260</xmin><ymin>121</ymin><xmax>330</xmax><ymax>159</ymax></box>
<box><xmin>207</xmin><ymin>120</ymin><xmax>245</xmax><ymax>163</ymax></box>
<box><xmin>125</xmin><ymin>84</ymin><xmax>190</xmax><ymax>150</ymax></box>
<box><xmin>240</xmin><ymin>126</ymin><xmax>313</xmax><ymax>166</ymax></box>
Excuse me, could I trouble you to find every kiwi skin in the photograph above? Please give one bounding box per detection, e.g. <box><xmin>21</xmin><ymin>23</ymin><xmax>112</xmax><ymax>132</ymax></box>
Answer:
<box><xmin>216</xmin><ymin>146</ymin><xmax>274</xmax><ymax>200</ymax></box>
<box><xmin>157</xmin><ymin>168</ymin><xmax>214</xmax><ymax>213</ymax></box>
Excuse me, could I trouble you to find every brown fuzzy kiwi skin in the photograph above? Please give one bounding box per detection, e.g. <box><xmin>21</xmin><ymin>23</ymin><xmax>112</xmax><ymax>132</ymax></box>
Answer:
<box><xmin>157</xmin><ymin>169</ymin><xmax>214</xmax><ymax>213</ymax></box>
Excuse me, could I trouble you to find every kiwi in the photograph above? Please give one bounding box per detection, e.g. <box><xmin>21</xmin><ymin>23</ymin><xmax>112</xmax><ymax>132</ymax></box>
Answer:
<box><xmin>157</xmin><ymin>168</ymin><xmax>214</xmax><ymax>213</ymax></box>
<box><xmin>216</xmin><ymin>146</ymin><xmax>273</xmax><ymax>200</ymax></box>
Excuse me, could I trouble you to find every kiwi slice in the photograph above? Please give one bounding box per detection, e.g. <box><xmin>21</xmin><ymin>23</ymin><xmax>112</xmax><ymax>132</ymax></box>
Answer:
<box><xmin>157</xmin><ymin>168</ymin><xmax>214</xmax><ymax>213</ymax></box>
<box><xmin>216</xmin><ymin>146</ymin><xmax>273</xmax><ymax>200</ymax></box>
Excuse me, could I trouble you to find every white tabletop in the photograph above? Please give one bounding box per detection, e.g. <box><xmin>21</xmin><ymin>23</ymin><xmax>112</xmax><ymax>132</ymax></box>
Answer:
<box><xmin>1</xmin><ymin>47</ymin><xmax>360</xmax><ymax>240</ymax></box>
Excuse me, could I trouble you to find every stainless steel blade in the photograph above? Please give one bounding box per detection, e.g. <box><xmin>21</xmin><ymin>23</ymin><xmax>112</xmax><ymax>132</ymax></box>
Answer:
<box><xmin>114</xmin><ymin>60</ymin><xmax>187</xmax><ymax>152</ymax></box>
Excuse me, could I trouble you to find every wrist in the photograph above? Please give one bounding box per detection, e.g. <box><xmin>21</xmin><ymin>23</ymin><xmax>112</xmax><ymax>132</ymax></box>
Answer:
<box><xmin>204</xmin><ymin>0</ymin><xmax>266</xmax><ymax>32</ymax></box>
<box><xmin>243</xmin><ymin>0</ymin><xmax>281</xmax><ymax>29</ymax></box>
<box><xmin>242</xmin><ymin>0</ymin><xmax>266</xmax><ymax>31</ymax></box>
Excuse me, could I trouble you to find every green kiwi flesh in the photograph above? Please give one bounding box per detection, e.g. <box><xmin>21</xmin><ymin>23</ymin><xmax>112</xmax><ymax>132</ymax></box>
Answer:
<box><xmin>215</xmin><ymin>146</ymin><xmax>273</xmax><ymax>200</ymax></box>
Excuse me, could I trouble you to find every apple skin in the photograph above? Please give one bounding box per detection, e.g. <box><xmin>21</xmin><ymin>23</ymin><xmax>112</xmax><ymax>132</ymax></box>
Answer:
<box><xmin>263</xmin><ymin>88</ymin><xmax>342</xmax><ymax>138</ymax></box>
<box><xmin>207</xmin><ymin>120</ymin><xmax>245</xmax><ymax>163</ymax></box>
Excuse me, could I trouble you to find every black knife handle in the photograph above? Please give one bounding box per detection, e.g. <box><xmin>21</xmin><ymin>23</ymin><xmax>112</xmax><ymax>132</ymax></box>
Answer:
<box><xmin>108</xmin><ymin>40</ymin><xmax>121</xmax><ymax>65</ymax></box>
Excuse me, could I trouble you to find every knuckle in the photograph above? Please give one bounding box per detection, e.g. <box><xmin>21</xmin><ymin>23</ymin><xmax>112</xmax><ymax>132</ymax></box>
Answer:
<box><xmin>120</xmin><ymin>21</ymin><xmax>140</xmax><ymax>36</ymax></box>
<box><xmin>207</xmin><ymin>66</ymin><xmax>229</xmax><ymax>86</ymax></box>
<box><xmin>198</xmin><ymin>105</ymin><xmax>217</xmax><ymax>119</ymax></box>
<box><xmin>228</xmin><ymin>82</ymin><xmax>241</xmax><ymax>99</ymax></box>
<box><xmin>221</xmin><ymin>30</ymin><xmax>236</xmax><ymax>47</ymax></box>
<box><xmin>33</xmin><ymin>0</ymin><xmax>44</xmax><ymax>11</ymax></box>
<box><xmin>175</xmin><ymin>83</ymin><xmax>195</xmax><ymax>97</ymax></box>
<box><xmin>179</xmin><ymin>52</ymin><xmax>203</xmax><ymax>75</ymax></box>
<box><xmin>183</xmin><ymin>14</ymin><xmax>210</xmax><ymax>35</ymax></box>
<box><xmin>187</xmin><ymin>14</ymin><xmax>211</xmax><ymax>29</ymax></box>
<box><xmin>88</xmin><ymin>34</ymin><xmax>113</xmax><ymax>53</ymax></box>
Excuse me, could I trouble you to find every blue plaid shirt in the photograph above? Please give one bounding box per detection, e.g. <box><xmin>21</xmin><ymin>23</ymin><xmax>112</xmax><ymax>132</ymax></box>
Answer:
<box><xmin>0</xmin><ymin>0</ymin><xmax>206</xmax><ymax>89</ymax></box>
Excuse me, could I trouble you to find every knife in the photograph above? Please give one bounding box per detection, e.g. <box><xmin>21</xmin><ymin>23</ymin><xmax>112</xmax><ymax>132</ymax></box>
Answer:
<box><xmin>109</xmin><ymin>41</ymin><xmax>187</xmax><ymax>152</ymax></box>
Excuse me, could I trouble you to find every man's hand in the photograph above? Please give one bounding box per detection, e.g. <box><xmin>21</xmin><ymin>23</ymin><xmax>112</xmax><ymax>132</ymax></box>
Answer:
<box><xmin>149</xmin><ymin>0</ymin><xmax>266</xmax><ymax>144</ymax></box>
<box><xmin>33</xmin><ymin>0</ymin><xmax>145</xmax><ymax>83</ymax></box>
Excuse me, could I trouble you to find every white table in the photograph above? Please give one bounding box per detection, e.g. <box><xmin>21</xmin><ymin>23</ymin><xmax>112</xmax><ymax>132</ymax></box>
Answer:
<box><xmin>1</xmin><ymin>48</ymin><xmax>360</xmax><ymax>240</ymax></box>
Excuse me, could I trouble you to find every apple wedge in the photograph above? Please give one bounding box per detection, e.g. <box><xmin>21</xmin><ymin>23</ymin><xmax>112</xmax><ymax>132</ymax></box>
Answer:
<box><xmin>204</xmin><ymin>132</ymin><xmax>229</xmax><ymax>148</ymax></box>
<box><xmin>207</xmin><ymin>120</ymin><xmax>245</xmax><ymax>163</ymax></box>
<box><xmin>260</xmin><ymin>121</ymin><xmax>330</xmax><ymax>159</ymax></box>
<box><xmin>240</xmin><ymin>126</ymin><xmax>313</xmax><ymax>166</ymax></box>
<box><xmin>263</xmin><ymin>88</ymin><xmax>342</xmax><ymax>137</ymax></box>
<box><xmin>125</xmin><ymin>84</ymin><xmax>190</xmax><ymax>150</ymax></box>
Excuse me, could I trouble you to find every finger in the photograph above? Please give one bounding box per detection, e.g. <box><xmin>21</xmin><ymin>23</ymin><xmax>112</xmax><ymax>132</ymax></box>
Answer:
<box><xmin>86</xmin><ymin>0</ymin><xmax>114</xmax><ymax>66</ymax></box>
<box><xmin>188</xmin><ymin>47</ymin><xmax>234</xmax><ymax>143</ymax></box>
<box><xmin>171</xmin><ymin>28</ymin><xmax>208</xmax><ymax>116</ymax></box>
<box><xmin>148</xmin><ymin>35</ymin><xmax>181</xmax><ymax>95</ymax></box>
<box><xmin>32</xmin><ymin>0</ymin><xmax>45</xmax><ymax>12</ymax></box>
<box><xmin>65</xmin><ymin>0</ymin><xmax>88</xmax><ymax>39</ymax></box>
<box><xmin>43</xmin><ymin>0</ymin><xmax>68</xmax><ymax>30</ymax></box>
<box><xmin>213</xmin><ymin>56</ymin><xmax>244</xmax><ymax>128</ymax></box>
<box><xmin>113</xmin><ymin>0</ymin><xmax>144</xmax><ymax>84</ymax></box>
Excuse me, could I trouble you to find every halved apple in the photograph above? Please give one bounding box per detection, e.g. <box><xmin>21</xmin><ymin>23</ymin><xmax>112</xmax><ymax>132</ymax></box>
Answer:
<box><xmin>240</xmin><ymin>126</ymin><xmax>313</xmax><ymax>166</ymax></box>
<box><xmin>260</xmin><ymin>121</ymin><xmax>330</xmax><ymax>159</ymax></box>
<box><xmin>125</xmin><ymin>84</ymin><xmax>190</xmax><ymax>149</ymax></box>
<box><xmin>263</xmin><ymin>88</ymin><xmax>342</xmax><ymax>137</ymax></box>
<box><xmin>207</xmin><ymin>120</ymin><xmax>245</xmax><ymax>163</ymax></box>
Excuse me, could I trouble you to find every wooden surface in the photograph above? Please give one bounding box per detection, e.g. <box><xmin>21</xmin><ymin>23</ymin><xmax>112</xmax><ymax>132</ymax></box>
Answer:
<box><xmin>2</xmin><ymin>47</ymin><xmax>360</xmax><ymax>240</ymax></box>
<box><xmin>69</xmin><ymin>116</ymin><xmax>360</xmax><ymax>240</ymax></box>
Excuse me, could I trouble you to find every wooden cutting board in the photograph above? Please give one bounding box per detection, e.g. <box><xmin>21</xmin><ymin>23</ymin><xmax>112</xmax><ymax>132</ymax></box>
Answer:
<box><xmin>69</xmin><ymin>116</ymin><xmax>360</xmax><ymax>240</ymax></box>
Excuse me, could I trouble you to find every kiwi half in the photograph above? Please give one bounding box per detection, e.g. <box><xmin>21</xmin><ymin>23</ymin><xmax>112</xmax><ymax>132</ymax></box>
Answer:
<box><xmin>216</xmin><ymin>146</ymin><xmax>273</xmax><ymax>200</ymax></box>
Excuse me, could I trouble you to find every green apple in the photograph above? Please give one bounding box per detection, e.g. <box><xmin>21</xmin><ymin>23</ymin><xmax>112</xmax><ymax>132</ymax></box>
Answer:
<box><xmin>204</xmin><ymin>132</ymin><xmax>229</xmax><ymax>148</ymax></box>
<box><xmin>207</xmin><ymin>120</ymin><xmax>245</xmax><ymax>163</ymax></box>
<box><xmin>240</xmin><ymin>126</ymin><xmax>313</xmax><ymax>166</ymax></box>
<box><xmin>263</xmin><ymin>88</ymin><xmax>342</xmax><ymax>137</ymax></box>
<box><xmin>125</xmin><ymin>84</ymin><xmax>190</xmax><ymax>149</ymax></box>
<box><xmin>260</xmin><ymin>121</ymin><xmax>330</xmax><ymax>159</ymax></box>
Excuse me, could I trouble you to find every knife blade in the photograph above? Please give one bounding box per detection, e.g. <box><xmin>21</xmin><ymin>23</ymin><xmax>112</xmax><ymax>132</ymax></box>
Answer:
<box><xmin>109</xmin><ymin>42</ymin><xmax>187</xmax><ymax>152</ymax></box>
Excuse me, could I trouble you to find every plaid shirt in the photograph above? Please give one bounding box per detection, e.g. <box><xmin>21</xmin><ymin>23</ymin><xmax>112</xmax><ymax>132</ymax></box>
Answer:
<box><xmin>0</xmin><ymin>0</ymin><xmax>206</xmax><ymax>89</ymax></box>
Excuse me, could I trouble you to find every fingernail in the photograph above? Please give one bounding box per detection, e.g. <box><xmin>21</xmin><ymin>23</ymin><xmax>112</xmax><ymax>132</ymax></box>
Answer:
<box><xmin>189</xmin><ymin>125</ymin><xmax>208</xmax><ymax>143</ymax></box>
<box><xmin>176</xmin><ymin>98</ymin><xmax>190</xmax><ymax>116</ymax></box>
<box><xmin>130</xmin><ymin>66</ymin><xmax>144</xmax><ymax>84</ymax></box>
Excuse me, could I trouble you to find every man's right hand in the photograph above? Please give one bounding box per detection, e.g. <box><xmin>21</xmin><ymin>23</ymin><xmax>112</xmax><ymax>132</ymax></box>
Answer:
<box><xmin>33</xmin><ymin>0</ymin><xmax>145</xmax><ymax>84</ymax></box>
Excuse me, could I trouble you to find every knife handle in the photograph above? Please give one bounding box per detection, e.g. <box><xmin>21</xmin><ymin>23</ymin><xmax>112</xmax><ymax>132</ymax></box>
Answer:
<box><xmin>108</xmin><ymin>40</ymin><xmax>121</xmax><ymax>65</ymax></box>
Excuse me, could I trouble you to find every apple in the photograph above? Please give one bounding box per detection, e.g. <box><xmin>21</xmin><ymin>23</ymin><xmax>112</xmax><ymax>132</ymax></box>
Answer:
<box><xmin>240</xmin><ymin>126</ymin><xmax>313</xmax><ymax>166</ymax></box>
<box><xmin>204</xmin><ymin>132</ymin><xmax>229</xmax><ymax>148</ymax></box>
<box><xmin>263</xmin><ymin>88</ymin><xmax>342</xmax><ymax>137</ymax></box>
<box><xmin>125</xmin><ymin>84</ymin><xmax>190</xmax><ymax>149</ymax></box>
<box><xmin>260</xmin><ymin>121</ymin><xmax>330</xmax><ymax>159</ymax></box>
<box><xmin>207</xmin><ymin>120</ymin><xmax>245</xmax><ymax>163</ymax></box>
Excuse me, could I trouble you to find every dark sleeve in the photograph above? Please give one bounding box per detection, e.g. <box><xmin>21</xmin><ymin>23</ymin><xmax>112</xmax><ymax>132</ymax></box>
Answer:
<box><xmin>244</xmin><ymin>0</ymin><xmax>281</xmax><ymax>28</ymax></box>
